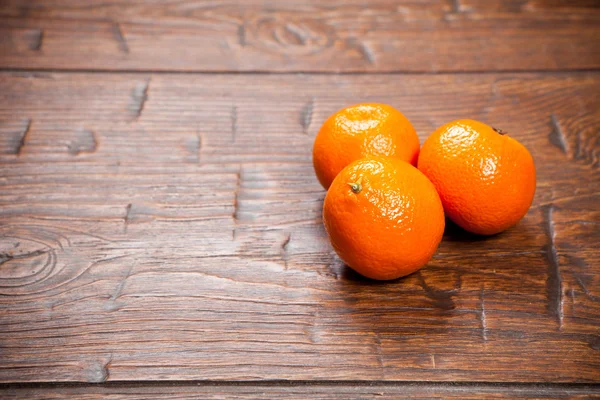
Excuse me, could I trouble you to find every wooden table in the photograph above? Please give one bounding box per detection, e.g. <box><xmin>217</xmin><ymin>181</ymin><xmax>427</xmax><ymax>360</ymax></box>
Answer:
<box><xmin>1</xmin><ymin>1</ymin><xmax>599</xmax><ymax>398</ymax></box>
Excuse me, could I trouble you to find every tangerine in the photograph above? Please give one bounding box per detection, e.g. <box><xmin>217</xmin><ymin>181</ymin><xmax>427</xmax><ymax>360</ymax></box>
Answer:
<box><xmin>418</xmin><ymin>119</ymin><xmax>536</xmax><ymax>235</ymax></box>
<box><xmin>313</xmin><ymin>103</ymin><xmax>420</xmax><ymax>189</ymax></box>
<box><xmin>323</xmin><ymin>157</ymin><xmax>445</xmax><ymax>280</ymax></box>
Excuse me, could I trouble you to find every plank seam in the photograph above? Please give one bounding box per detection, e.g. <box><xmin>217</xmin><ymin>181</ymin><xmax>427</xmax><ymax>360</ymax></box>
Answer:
<box><xmin>0</xmin><ymin>381</ymin><xmax>598</xmax><ymax>390</ymax></box>
<box><xmin>1</xmin><ymin>68</ymin><xmax>600</xmax><ymax>75</ymax></box>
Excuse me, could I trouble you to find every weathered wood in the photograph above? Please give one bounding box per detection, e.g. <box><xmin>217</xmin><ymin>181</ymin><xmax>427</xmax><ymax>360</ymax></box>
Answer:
<box><xmin>0</xmin><ymin>72</ymin><xmax>599</xmax><ymax>383</ymax></box>
<box><xmin>1</xmin><ymin>382</ymin><xmax>599</xmax><ymax>399</ymax></box>
<box><xmin>0</xmin><ymin>0</ymin><xmax>599</xmax><ymax>72</ymax></box>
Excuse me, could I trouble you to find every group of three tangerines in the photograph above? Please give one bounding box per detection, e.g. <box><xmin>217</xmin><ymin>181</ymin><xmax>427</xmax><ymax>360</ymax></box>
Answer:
<box><xmin>313</xmin><ymin>104</ymin><xmax>536</xmax><ymax>280</ymax></box>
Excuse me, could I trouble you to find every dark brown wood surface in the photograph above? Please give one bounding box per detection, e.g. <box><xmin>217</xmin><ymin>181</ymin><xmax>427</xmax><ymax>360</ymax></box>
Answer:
<box><xmin>0</xmin><ymin>0</ymin><xmax>599</xmax><ymax>72</ymax></box>
<box><xmin>1</xmin><ymin>382</ymin><xmax>598</xmax><ymax>399</ymax></box>
<box><xmin>1</xmin><ymin>71</ymin><xmax>599</xmax><ymax>383</ymax></box>
<box><xmin>1</xmin><ymin>0</ymin><xmax>599</xmax><ymax>398</ymax></box>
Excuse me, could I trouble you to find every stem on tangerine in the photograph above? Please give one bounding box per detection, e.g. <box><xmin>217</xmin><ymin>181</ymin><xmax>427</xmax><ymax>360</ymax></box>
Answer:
<box><xmin>348</xmin><ymin>176</ymin><xmax>363</xmax><ymax>194</ymax></box>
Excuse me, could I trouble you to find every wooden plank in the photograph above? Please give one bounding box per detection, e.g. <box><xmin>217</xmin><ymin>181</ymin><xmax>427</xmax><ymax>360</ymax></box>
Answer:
<box><xmin>1</xmin><ymin>383</ymin><xmax>599</xmax><ymax>399</ymax></box>
<box><xmin>0</xmin><ymin>71</ymin><xmax>599</xmax><ymax>383</ymax></box>
<box><xmin>0</xmin><ymin>0</ymin><xmax>599</xmax><ymax>72</ymax></box>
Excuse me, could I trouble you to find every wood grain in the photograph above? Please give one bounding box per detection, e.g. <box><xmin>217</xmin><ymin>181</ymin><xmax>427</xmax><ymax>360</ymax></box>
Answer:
<box><xmin>0</xmin><ymin>0</ymin><xmax>599</xmax><ymax>72</ymax></box>
<box><xmin>0</xmin><ymin>71</ymin><xmax>599</xmax><ymax>384</ymax></box>
<box><xmin>1</xmin><ymin>382</ymin><xmax>599</xmax><ymax>399</ymax></box>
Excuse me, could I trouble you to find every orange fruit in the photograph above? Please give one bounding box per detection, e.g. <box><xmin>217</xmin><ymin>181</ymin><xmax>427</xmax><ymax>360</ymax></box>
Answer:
<box><xmin>323</xmin><ymin>157</ymin><xmax>445</xmax><ymax>280</ymax></box>
<box><xmin>418</xmin><ymin>119</ymin><xmax>536</xmax><ymax>235</ymax></box>
<box><xmin>313</xmin><ymin>103</ymin><xmax>420</xmax><ymax>189</ymax></box>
